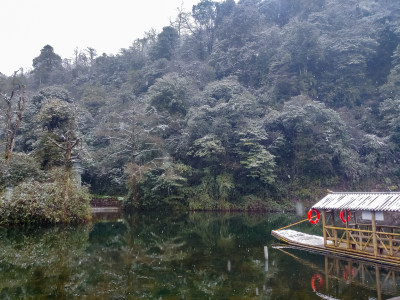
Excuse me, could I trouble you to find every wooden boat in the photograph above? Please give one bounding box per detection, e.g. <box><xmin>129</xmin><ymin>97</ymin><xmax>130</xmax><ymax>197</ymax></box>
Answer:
<box><xmin>272</xmin><ymin>192</ymin><xmax>400</xmax><ymax>267</ymax></box>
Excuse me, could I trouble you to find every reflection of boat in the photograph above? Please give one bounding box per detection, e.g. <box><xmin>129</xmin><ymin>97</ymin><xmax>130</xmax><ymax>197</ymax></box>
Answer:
<box><xmin>275</xmin><ymin>245</ymin><xmax>400</xmax><ymax>300</ymax></box>
<box><xmin>272</xmin><ymin>192</ymin><xmax>400</xmax><ymax>266</ymax></box>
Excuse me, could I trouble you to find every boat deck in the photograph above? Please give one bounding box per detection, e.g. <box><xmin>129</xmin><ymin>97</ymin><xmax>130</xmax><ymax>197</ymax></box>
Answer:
<box><xmin>271</xmin><ymin>229</ymin><xmax>400</xmax><ymax>266</ymax></box>
<box><xmin>271</xmin><ymin>229</ymin><xmax>332</xmax><ymax>248</ymax></box>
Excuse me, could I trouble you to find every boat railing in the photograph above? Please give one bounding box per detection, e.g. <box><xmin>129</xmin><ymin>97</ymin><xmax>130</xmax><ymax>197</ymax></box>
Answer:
<box><xmin>324</xmin><ymin>224</ymin><xmax>400</xmax><ymax>261</ymax></box>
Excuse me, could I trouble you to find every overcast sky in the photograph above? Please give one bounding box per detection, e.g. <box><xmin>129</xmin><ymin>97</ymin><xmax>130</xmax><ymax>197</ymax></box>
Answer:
<box><xmin>0</xmin><ymin>0</ymin><xmax>203</xmax><ymax>76</ymax></box>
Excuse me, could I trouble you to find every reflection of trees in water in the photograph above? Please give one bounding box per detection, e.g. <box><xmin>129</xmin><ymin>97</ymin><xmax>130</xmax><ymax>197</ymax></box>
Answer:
<box><xmin>79</xmin><ymin>215</ymin><xmax>192</xmax><ymax>298</ymax></box>
<box><xmin>0</xmin><ymin>212</ymin><xmax>276</xmax><ymax>298</ymax></box>
<box><xmin>185</xmin><ymin>212</ymin><xmax>274</xmax><ymax>298</ymax></box>
<box><xmin>187</xmin><ymin>212</ymin><xmax>236</xmax><ymax>249</ymax></box>
<box><xmin>0</xmin><ymin>226</ymin><xmax>90</xmax><ymax>298</ymax></box>
<box><xmin>149</xmin><ymin>232</ymin><xmax>186</xmax><ymax>261</ymax></box>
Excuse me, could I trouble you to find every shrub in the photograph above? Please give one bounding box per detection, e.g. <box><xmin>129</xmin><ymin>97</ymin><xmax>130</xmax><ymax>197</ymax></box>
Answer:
<box><xmin>0</xmin><ymin>153</ymin><xmax>42</xmax><ymax>189</ymax></box>
<box><xmin>0</xmin><ymin>168</ymin><xmax>91</xmax><ymax>225</ymax></box>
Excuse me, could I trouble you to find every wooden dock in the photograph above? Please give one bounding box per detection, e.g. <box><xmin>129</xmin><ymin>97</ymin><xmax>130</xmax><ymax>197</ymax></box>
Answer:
<box><xmin>91</xmin><ymin>207</ymin><xmax>121</xmax><ymax>213</ymax></box>
<box><xmin>90</xmin><ymin>197</ymin><xmax>122</xmax><ymax>216</ymax></box>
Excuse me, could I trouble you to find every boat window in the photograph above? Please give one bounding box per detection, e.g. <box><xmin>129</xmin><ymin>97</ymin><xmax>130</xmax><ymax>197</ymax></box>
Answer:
<box><xmin>362</xmin><ymin>211</ymin><xmax>384</xmax><ymax>221</ymax></box>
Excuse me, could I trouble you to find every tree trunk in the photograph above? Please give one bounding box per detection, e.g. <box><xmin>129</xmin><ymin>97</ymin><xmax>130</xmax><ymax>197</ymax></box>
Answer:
<box><xmin>3</xmin><ymin>81</ymin><xmax>26</xmax><ymax>163</ymax></box>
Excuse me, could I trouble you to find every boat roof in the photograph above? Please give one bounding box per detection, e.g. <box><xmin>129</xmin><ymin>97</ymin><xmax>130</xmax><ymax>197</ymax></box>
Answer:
<box><xmin>311</xmin><ymin>192</ymin><xmax>400</xmax><ymax>212</ymax></box>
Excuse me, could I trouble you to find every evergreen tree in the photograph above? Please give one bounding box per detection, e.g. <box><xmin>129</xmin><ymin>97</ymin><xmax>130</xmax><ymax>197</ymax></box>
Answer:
<box><xmin>32</xmin><ymin>45</ymin><xmax>63</xmax><ymax>87</ymax></box>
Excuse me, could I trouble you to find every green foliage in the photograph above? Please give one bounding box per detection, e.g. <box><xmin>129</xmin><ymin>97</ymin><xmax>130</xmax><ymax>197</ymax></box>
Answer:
<box><xmin>34</xmin><ymin>98</ymin><xmax>80</xmax><ymax>171</ymax></box>
<box><xmin>150</xmin><ymin>26</ymin><xmax>179</xmax><ymax>60</ymax></box>
<box><xmin>34</xmin><ymin>132</ymin><xmax>65</xmax><ymax>169</ymax></box>
<box><xmin>242</xmin><ymin>194</ymin><xmax>289</xmax><ymax>211</ymax></box>
<box><xmin>202</xmin><ymin>77</ymin><xmax>244</xmax><ymax>105</ymax></box>
<box><xmin>3</xmin><ymin>0</ymin><xmax>400</xmax><ymax>212</ymax></box>
<box><xmin>31</xmin><ymin>45</ymin><xmax>63</xmax><ymax>87</ymax></box>
<box><xmin>147</xmin><ymin>73</ymin><xmax>189</xmax><ymax>115</ymax></box>
<box><xmin>187</xmin><ymin>173</ymin><xmax>220</xmax><ymax>210</ymax></box>
<box><xmin>282</xmin><ymin>21</ymin><xmax>322</xmax><ymax>75</ymax></box>
<box><xmin>136</xmin><ymin>163</ymin><xmax>188</xmax><ymax>210</ymax></box>
<box><xmin>266</xmin><ymin>96</ymin><xmax>357</xmax><ymax>182</ymax></box>
<box><xmin>379</xmin><ymin>98</ymin><xmax>400</xmax><ymax>149</ymax></box>
<box><xmin>210</xmin><ymin>26</ymin><xmax>280</xmax><ymax>86</ymax></box>
<box><xmin>380</xmin><ymin>45</ymin><xmax>400</xmax><ymax>99</ymax></box>
<box><xmin>0</xmin><ymin>168</ymin><xmax>91</xmax><ymax>225</ymax></box>
<box><xmin>0</xmin><ymin>153</ymin><xmax>42</xmax><ymax>188</ymax></box>
<box><xmin>32</xmin><ymin>86</ymin><xmax>71</xmax><ymax>108</ymax></box>
<box><xmin>216</xmin><ymin>173</ymin><xmax>234</xmax><ymax>202</ymax></box>
<box><xmin>187</xmin><ymin>134</ymin><xmax>225</xmax><ymax>159</ymax></box>
<box><xmin>38</xmin><ymin>98</ymin><xmax>76</xmax><ymax>131</ymax></box>
<box><xmin>191</xmin><ymin>0</ymin><xmax>218</xmax><ymax>58</ymax></box>
<box><xmin>236</xmin><ymin>133</ymin><xmax>276</xmax><ymax>185</ymax></box>
<box><xmin>367</xmin><ymin>28</ymin><xmax>399</xmax><ymax>86</ymax></box>
<box><xmin>192</xmin><ymin>0</ymin><xmax>217</xmax><ymax>27</ymax></box>
<box><xmin>80</xmin><ymin>84</ymin><xmax>107</xmax><ymax>116</ymax></box>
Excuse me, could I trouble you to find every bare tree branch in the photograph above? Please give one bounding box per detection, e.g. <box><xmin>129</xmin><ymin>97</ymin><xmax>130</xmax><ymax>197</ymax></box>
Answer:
<box><xmin>2</xmin><ymin>71</ymin><xmax>26</xmax><ymax>162</ymax></box>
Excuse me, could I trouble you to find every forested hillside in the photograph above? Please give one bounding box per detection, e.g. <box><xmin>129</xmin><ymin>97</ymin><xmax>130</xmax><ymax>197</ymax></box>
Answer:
<box><xmin>1</xmin><ymin>0</ymin><xmax>400</xmax><ymax>214</ymax></box>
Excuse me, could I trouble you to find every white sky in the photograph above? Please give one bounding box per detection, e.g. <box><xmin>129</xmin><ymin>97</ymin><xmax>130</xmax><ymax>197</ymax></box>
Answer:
<box><xmin>0</xmin><ymin>0</ymin><xmax>203</xmax><ymax>76</ymax></box>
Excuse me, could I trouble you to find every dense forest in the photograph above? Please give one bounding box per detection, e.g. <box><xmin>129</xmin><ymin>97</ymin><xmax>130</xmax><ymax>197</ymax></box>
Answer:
<box><xmin>1</xmin><ymin>0</ymin><xmax>400</xmax><ymax>222</ymax></box>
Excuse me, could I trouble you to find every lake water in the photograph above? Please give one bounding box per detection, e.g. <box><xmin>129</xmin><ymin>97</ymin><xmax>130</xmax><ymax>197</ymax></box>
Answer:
<box><xmin>0</xmin><ymin>211</ymin><xmax>399</xmax><ymax>299</ymax></box>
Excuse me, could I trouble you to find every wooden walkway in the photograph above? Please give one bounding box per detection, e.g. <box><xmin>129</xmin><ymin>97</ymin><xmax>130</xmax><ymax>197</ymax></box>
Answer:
<box><xmin>91</xmin><ymin>207</ymin><xmax>121</xmax><ymax>213</ymax></box>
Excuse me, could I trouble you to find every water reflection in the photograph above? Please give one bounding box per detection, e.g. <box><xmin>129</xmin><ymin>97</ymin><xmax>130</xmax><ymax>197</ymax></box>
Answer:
<box><xmin>275</xmin><ymin>246</ymin><xmax>400</xmax><ymax>300</ymax></box>
<box><xmin>0</xmin><ymin>211</ymin><xmax>398</xmax><ymax>299</ymax></box>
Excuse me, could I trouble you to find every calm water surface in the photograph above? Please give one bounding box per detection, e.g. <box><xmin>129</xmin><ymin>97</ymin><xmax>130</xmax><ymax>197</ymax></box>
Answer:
<box><xmin>0</xmin><ymin>211</ymin><xmax>399</xmax><ymax>299</ymax></box>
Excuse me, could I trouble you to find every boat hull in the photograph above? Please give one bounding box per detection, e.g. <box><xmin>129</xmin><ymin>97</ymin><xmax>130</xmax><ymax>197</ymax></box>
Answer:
<box><xmin>272</xmin><ymin>229</ymin><xmax>400</xmax><ymax>267</ymax></box>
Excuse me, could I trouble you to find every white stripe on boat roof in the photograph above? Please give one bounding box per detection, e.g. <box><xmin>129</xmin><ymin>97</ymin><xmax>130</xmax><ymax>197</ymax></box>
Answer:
<box><xmin>311</xmin><ymin>192</ymin><xmax>400</xmax><ymax>212</ymax></box>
